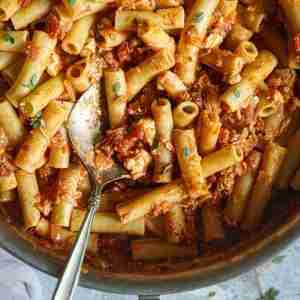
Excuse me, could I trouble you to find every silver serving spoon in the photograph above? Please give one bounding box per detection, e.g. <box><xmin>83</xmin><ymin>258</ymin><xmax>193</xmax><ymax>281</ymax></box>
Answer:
<box><xmin>52</xmin><ymin>84</ymin><xmax>127</xmax><ymax>300</ymax></box>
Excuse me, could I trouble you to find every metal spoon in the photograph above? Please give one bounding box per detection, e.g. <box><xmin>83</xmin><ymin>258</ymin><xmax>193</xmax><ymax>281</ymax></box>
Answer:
<box><xmin>52</xmin><ymin>84</ymin><xmax>127</xmax><ymax>300</ymax></box>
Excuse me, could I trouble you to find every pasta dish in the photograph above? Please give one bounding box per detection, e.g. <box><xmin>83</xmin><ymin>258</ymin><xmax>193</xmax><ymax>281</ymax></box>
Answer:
<box><xmin>0</xmin><ymin>0</ymin><xmax>299</xmax><ymax>272</ymax></box>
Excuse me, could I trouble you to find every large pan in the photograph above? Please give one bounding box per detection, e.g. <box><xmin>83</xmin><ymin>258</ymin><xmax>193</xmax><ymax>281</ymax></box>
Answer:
<box><xmin>0</xmin><ymin>193</ymin><xmax>299</xmax><ymax>296</ymax></box>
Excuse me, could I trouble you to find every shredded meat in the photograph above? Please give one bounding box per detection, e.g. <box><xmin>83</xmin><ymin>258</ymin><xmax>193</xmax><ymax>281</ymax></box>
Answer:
<box><xmin>19</xmin><ymin>0</ymin><xmax>31</xmax><ymax>7</ymax></box>
<box><xmin>46</xmin><ymin>13</ymin><xmax>60</xmax><ymax>39</ymax></box>
<box><xmin>293</xmin><ymin>33</ymin><xmax>300</xmax><ymax>53</ymax></box>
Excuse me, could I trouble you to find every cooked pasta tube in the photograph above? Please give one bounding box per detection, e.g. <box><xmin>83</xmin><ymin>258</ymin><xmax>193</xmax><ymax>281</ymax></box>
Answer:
<box><xmin>197</xmin><ymin>110</ymin><xmax>221</xmax><ymax>155</ymax></box>
<box><xmin>235</xmin><ymin>41</ymin><xmax>258</xmax><ymax>65</ymax></box>
<box><xmin>0</xmin><ymin>189</ymin><xmax>16</xmax><ymax>203</ymax></box>
<box><xmin>19</xmin><ymin>74</ymin><xmax>65</xmax><ymax>117</ymax></box>
<box><xmin>224</xmin><ymin>150</ymin><xmax>262</xmax><ymax>224</ymax></box>
<box><xmin>242</xmin><ymin>143</ymin><xmax>286</xmax><ymax>230</ymax></box>
<box><xmin>1</xmin><ymin>55</ymin><xmax>25</xmax><ymax>87</ymax></box>
<box><xmin>124</xmin><ymin>49</ymin><xmax>175</xmax><ymax>102</ymax></box>
<box><xmin>165</xmin><ymin>206</ymin><xmax>186</xmax><ymax>243</ymax></box>
<box><xmin>0</xmin><ymin>52</ymin><xmax>19</xmax><ymax>70</ymax></box>
<box><xmin>0</xmin><ymin>172</ymin><xmax>17</xmax><ymax>192</ymax></box>
<box><xmin>51</xmin><ymin>165</ymin><xmax>82</xmax><ymax>227</ymax></box>
<box><xmin>11</xmin><ymin>0</ymin><xmax>52</xmax><ymax>30</ymax></box>
<box><xmin>115</xmin><ymin>7</ymin><xmax>185</xmax><ymax>31</ymax></box>
<box><xmin>173</xmin><ymin>101</ymin><xmax>199</xmax><ymax>128</ymax></box>
<box><xmin>201</xmin><ymin>204</ymin><xmax>225</xmax><ymax>242</ymax></box>
<box><xmin>260</xmin><ymin>23</ymin><xmax>288</xmax><ymax>67</ymax></box>
<box><xmin>256</xmin><ymin>90</ymin><xmax>283</xmax><ymax>118</ymax></box>
<box><xmin>173</xmin><ymin>129</ymin><xmax>204</xmax><ymax>199</ymax></box>
<box><xmin>120</xmin><ymin>0</ymin><xmax>156</xmax><ymax>10</ymax></box>
<box><xmin>175</xmin><ymin>43</ymin><xmax>199</xmax><ymax>85</ymax></box>
<box><xmin>50</xmin><ymin>224</ymin><xmax>99</xmax><ymax>253</ymax></box>
<box><xmin>278</xmin><ymin>0</ymin><xmax>300</xmax><ymax>69</ymax></box>
<box><xmin>0</xmin><ymin>31</ymin><xmax>28</xmax><ymax>52</ymax></box>
<box><xmin>70</xmin><ymin>209</ymin><xmax>145</xmax><ymax>236</ymax></box>
<box><xmin>151</xmin><ymin>98</ymin><xmax>174</xmax><ymax>183</ymax></box>
<box><xmin>0</xmin><ymin>0</ymin><xmax>20</xmax><ymax>21</ymax></box>
<box><xmin>264</xmin><ymin>103</ymin><xmax>284</xmax><ymax>141</ymax></box>
<box><xmin>62</xmin><ymin>14</ymin><xmax>95</xmax><ymax>55</ymax></box>
<box><xmin>224</xmin><ymin>23</ymin><xmax>253</xmax><ymax>50</ymax></box>
<box><xmin>238</xmin><ymin>3</ymin><xmax>265</xmax><ymax>33</ymax></box>
<box><xmin>276</xmin><ymin>129</ymin><xmax>300</xmax><ymax>190</ymax></box>
<box><xmin>15</xmin><ymin>170</ymin><xmax>40</xmax><ymax>230</ymax></box>
<box><xmin>15</xmin><ymin>101</ymin><xmax>72</xmax><ymax>173</ymax></box>
<box><xmin>156</xmin><ymin>0</ymin><xmax>182</xmax><ymax>8</ymax></box>
<box><xmin>137</xmin><ymin>22</ymin><xmax>174</xmax><ymax>50</ymax></box>
<box><xmin>6</xmin><ymin>31</ymin><xmax>57</xmax><ymax>106</ymax></box>
<box><xmin>98</xmin><ymin>28</ymin><xmax>128</xmax><ymax>49</ymax></box>
<box><xmin>104</xmin><ymin>69</ymin><xmax>127</xmax><ymax>128</ymax></box>
<box><xmin>131</xmin><ymin>239</ymin><xmax>197</xmax><ymax>260</ymax></box>
<box><xmin>0</xmin><ymin>100</ymin><xmax>25</xmax><ymax>147</ymax></box>
<box><xmin>157</xmin><ymin>71</ymin><xmax>188</xmax><ymax>101</ymax></box>
<box><xmin>48</xmin><ymin>127</ymin><xmax>70</xmax><ymax>169</ymax></box>
<box><xmin>202</xmin><ymin>145</ymin><xmax>243</xmax><ymax>178</ymax></box>
<box><xmin>183</xmin><ymin>0</ymin><xmax>220</xmax><ymax>47</ymax></box>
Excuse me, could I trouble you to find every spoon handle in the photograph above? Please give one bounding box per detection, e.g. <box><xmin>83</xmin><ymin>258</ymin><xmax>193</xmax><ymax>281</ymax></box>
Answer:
<box><xmin>52</xmin><ymin>186</ymin><xmax>101</xmax><ymax>300</ymax></box>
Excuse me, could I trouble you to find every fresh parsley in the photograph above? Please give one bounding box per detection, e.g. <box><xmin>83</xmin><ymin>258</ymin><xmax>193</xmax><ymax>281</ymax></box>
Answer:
<box><xmin>3</xmin><ymin>33</ymin><xmax>15</xmax><ymax>45</ymax></box>
<box><xmin>183</xmin><ymin>146</ymin><xmax>190</xmax><ymax>158</ymax></box>
<box><xmin>112</xmin><ymin>81</ymin><xmax>121</xmax><ymax>97</ymax></box>
<box><xmin>68</xmin><ymin>0</ymin><xmax>77</xmax><ymax>5</ymax></box>
<box><xmin>208</xmin><ymin>291</ymin><xmax>216</xmax><ymax>298</ymax></box>
<box><xmin>152</xmin><ymin>136</ymin><xmax>159</xmax><ymax>150</ymax></box>
<box><xmin>22</xmin><ymin>74</ymin><xmax>38</xmax><ymax>90</ymax></box>
<box><xmin>234</xmin><ymin>88</ymin><xmax>241</xmax><ymax>98</ymax></box>
<box><xmin>29</xmin><ymin>111</ymin><xmax>43</xmax><ymax>129</ymax></box>
<box><xmin>257</xmin><ymin>288</ymin><xmax>279</xmax><ymax>300</ymax></box>
<box><xmin>193</xmin><ymin>11</ymin><xmax>205</xmax><ymax>23</ymax></box>
<box><xmin>272</xmin><ymin>255</ymin><xmax>286</xmax><ymax>264</ymax></box>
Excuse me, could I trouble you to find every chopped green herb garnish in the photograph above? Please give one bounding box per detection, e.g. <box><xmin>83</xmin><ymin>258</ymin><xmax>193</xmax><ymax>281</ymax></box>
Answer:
<box><xmin>233</xmin><ymin>88</ymin><xmax>241</xmax><ymax>98</ymax></box>
<box><xmin>193</xmin><ymin>11</ymin><xmax>205</xmax><ymax>23</ymax></box>
<box><xmin>68</xmin><ymin>0</ymin><xmax>77</xmax><ymax>5</ymax></box>
<box><xmin>272</xmin><ymin>255</ymin><xmax>286</xmax><ymax>264</ymax></box>
<box><xmin>112</xmin><ymin>81</ymin><xmax>122</xmax><ymax>96</ymax></box>
<box><xmin>29</xmin><ymin>111</ymin><xmax>43</xmax><ymax>129</ymax></box>
<box><xmin>93</xmin><ymin>131</ymin><xmax>101</xmax><ymax>145</ymax></box>
<box><xmin>183</xmin><ymin>146</ymin><xmax>190</xmax><ymax>158</ymax></box>
<box><xmin>3</xmin><ymin>33</ymin><xmax>15</xmax><ymax>45</ymax></box>
<box><xmin>208</xmin><ymin>291</ymin><xmax>216</xmax><ymax>298</ymax></box>
<box><xmin>22</xmin><ymin>74</ymin><xmax>38</xmax><ymax>90</ymax></box>
<box><xmin>257</xmin><ymin>288</ymin><xmax>279</xmax><ymax>300</ymax></box>
<box><xmin>152</xmin><ymin>136</ymin><xmax>159</xmax><ymax>150</ymax></box>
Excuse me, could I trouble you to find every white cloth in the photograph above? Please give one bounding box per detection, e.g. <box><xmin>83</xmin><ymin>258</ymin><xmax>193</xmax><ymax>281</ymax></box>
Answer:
<box><xmin>0</xmin><ymin>248</ymin><xmax>42</xmax><ymax>300</ymax></box>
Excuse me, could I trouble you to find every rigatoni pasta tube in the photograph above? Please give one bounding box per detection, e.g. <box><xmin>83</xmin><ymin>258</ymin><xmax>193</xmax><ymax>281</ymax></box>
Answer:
<box><xmin>116</xmin><ymin>179</ymin><xmax>189</xmax><ymax>223</ymax></box>
<box><xmin>197</xmin><ymin>110</ymin><xmax>221</xmax><ymax>155</ymax></box>
<box><xmin>157</xmin><ymin>71</ymin><xmax>187</xmax><ymax>101</ymax></box>
<box><xmin>19</xmin><ymin>74</ymin><xmax>65</xmax><ymax>117</ymax></box>
<box><xmin>15</xmin><ymin>170</ymin><xmax>40</xmax><ymax>230</ymax></box>
<box><xmin>0</xmin><ymin>52</ymin><xmax>19</xmax><ymax>70</ymax></box>
<box><xmin>0</xmin><ymin>0</ymin><xmax>20</xmax><ymax>21</ymax></box>
<box><xmin>173</xmin><ymin>129</ymin><xmax>205</xmax><ymax>200</ymax></box>
<box><xmin>6</xmin><ymin>31</ymin><xmax>57</xmax><ymax>106</ymax></box>
<box><xmin>224</xmin><ymin>150</ymin><xmax>262</xmax><ymax>224</ymax></box>
<box><xmin>15</xmin><ymin>101</ymin><xmax>72</xmax><ymax>173</ymax></box>
<box><xmin>51</xmin><ymin>165</ymin><xmax>81</xmax><ymax>227</ymax></box>
<box><xmin>125</xmin><ymin>49</ymin><xmax>175</xmax><ymax>102</ymax></box>
<box><xmin>173</xmin><ymin>101</ymin><xmax>199</xmax><ymax>128</ymax></box>
<box><xmin>137</xmin><ymin>22</ymin><xmax>174</xmax><ymax>50</ymax></box>
<box><xmin>238</xmin><ymin>3</ymin><xmax>265</xmax><ymax>33</ymax></box>
<box><xmin>48</xmin><ymin>127</ymin><xmax>70</xmax><ymax>169</ymax></box>
<box><xmin>224</xmin><ymin>23</ymin><xmax>253</xmax><ymax>50</ymax></box>
<box><xmin>242</xmin><ymin>143</ymin><xmax>287</xmax><ymax>230</ymax></box>
<box><xmin>0</xmin><ymin>31</ymin><xmax>28</xmax><ymax>52</ymax></box>
<box><xmin>120</xmin><ymin>0</ymin><xmax>156</xmax><ymax>10</ymax></box>
<box><xmin>0</xmin><ymin>100</ymin><xmax>25</xmax><ymax>147</ymax></box>
<box><xmin>0</xmin><ymin>172</ymin><xmax>17</xmax><ymax>192</ymax></box>
<box><xmin>201</xmin><ymin>204</ymin><xmax>225</xmax><ymax>242</ymax></box>
<box><xmin>131</xmin><ymin>239</ymin><xmax>197</xmax><ymax>260</ymax></box>
<box><xmin>1</xmin><ymin>55</ymin><xmax>25</xmax><ymax>87</ymax></box>
<box><xmin>98</xmin><ymin>28</ymin><xmax>128</xmax><ymax>49</ymax></box>
<box><xmin>115</xmin><ymin>7</ymin><xmax>185</xmax><ymax>31</ymax></box>
<box><xmin>70</xmin><ymin>209</ymin><xmax>145</xmax><ymax>236</ymax></box>
<box><xmin>151</xmin><ymin>98</ymin><xmax>173</xmax><ymax>183</ymax></box>
<box><xmin>235</xmin><ymin>41</ymin><xmax>258</xmax><ymax>65</ymax></box>
<box><xmin>62</xmin><ymin>14</ymin><xmax>95</xmax><ymax>55</ymax></box>
<box><xmin>165</xmin><ymin>206</ymin><xmax>186</xmax><ymax>243</ymax></box>
<box><xmin>11</xmin><ymin>0</ymin><xmax>52</xmax><ymax>30</ymax></box>
<box><xmin>276</xmin><ymin>129</ymin><xmax>300</xmax><ymax>190</ymax></box>
<box><xmin>202</xmin><ymin>145</ymin><xmax>243</xmax><ymax>178</ymax></box>
<box><xmin>104</xmin><ymin>69</ymin><xmax>127</xmax><ymax>128</ymax></box>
